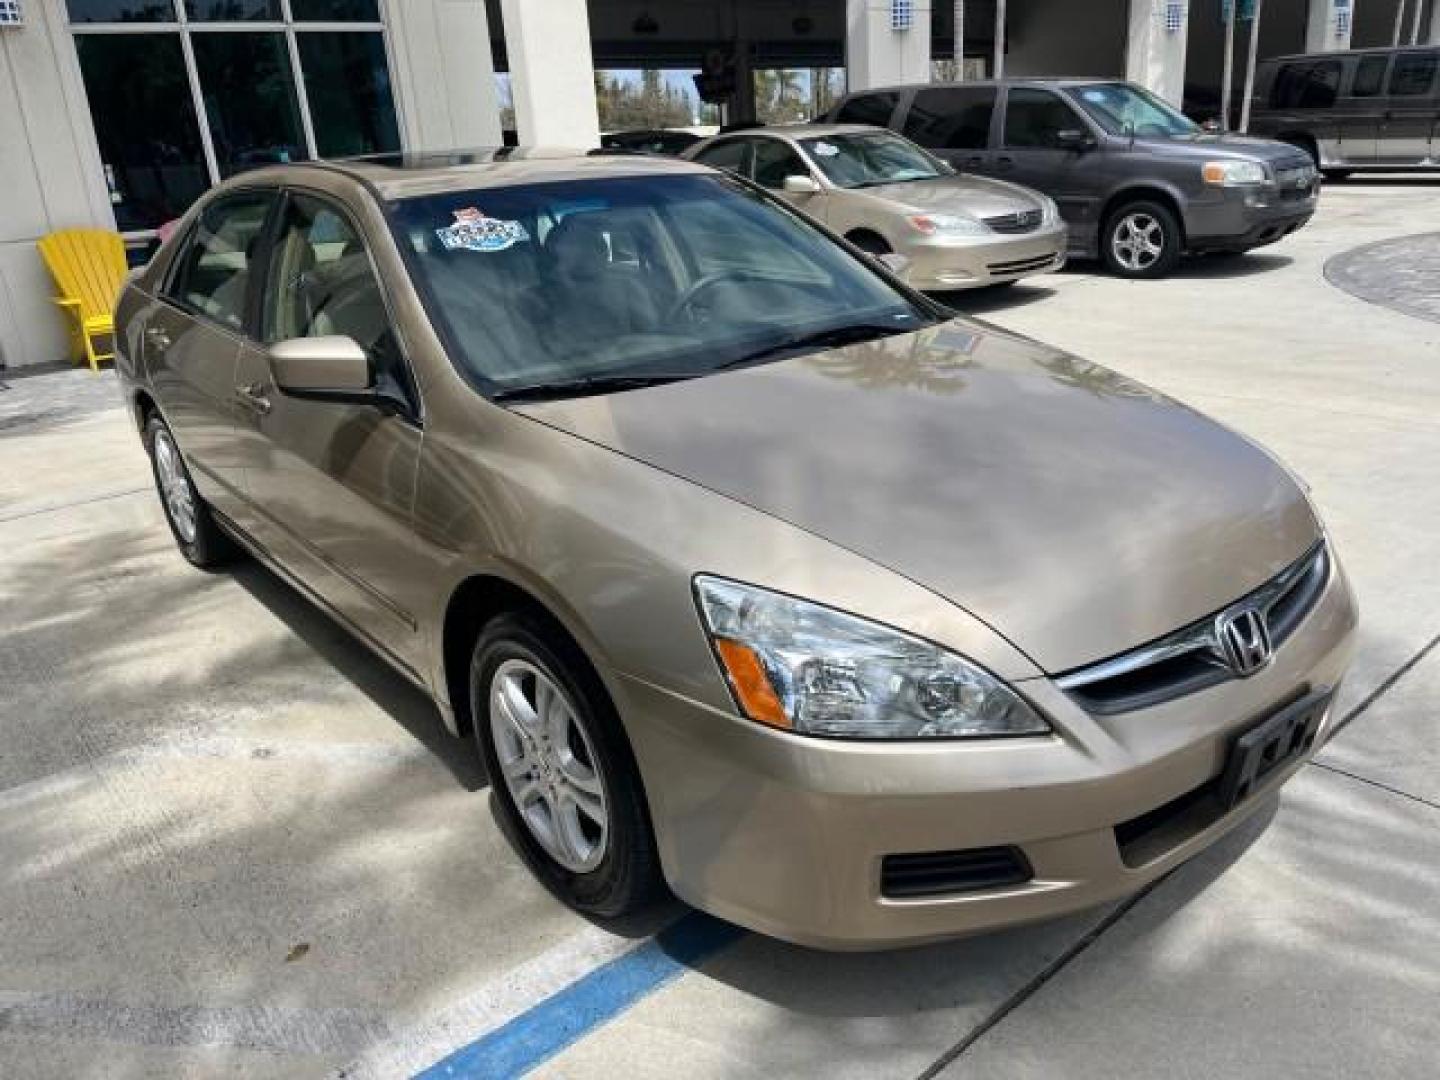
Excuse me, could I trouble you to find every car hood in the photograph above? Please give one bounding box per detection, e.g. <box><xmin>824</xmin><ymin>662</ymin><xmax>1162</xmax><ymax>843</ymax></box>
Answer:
<box><xmin>518</xmin><ymin>321</ymin><xmax>1319</xmax><ymax>674</ymax></box>
<box><xmin>844</xmin><ymin>174</ymin><xmax>1043</xmax><ymax>217</ymax></box>
<box><xmin>1135</xmin><ymin>133</ymin><xmax>1313</xmax><ymax>167</ymax></box>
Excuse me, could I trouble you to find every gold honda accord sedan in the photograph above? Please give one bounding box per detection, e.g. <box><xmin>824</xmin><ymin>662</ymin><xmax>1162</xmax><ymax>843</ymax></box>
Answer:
<box><xmin>116</xmin><ymin>149</ymin><xmax>1356</xmax><ymax>950</ymax></box>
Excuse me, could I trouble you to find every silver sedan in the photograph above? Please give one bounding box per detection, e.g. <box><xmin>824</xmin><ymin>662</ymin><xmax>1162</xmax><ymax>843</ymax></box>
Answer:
<box><xmin>685</xmin><ymin>123</ymin><xmax>1067</xmax><ymax>290</ymax></box>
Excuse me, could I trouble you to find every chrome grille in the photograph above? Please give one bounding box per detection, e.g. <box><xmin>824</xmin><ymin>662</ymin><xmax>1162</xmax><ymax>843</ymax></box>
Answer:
<box><xmin>1055</xmin><ymin>542</ymin><xmax>1329</xmax><ymax>715</ymax></box>
<box><xmin>986</xmin><ymin>253</ymin><xmax>1057</xmax><ymax>275</ymax></box>
<box><xmin>984</xmin><ymin>209</ymin><xmax>1043</xmax><ymax>234</ymax></box>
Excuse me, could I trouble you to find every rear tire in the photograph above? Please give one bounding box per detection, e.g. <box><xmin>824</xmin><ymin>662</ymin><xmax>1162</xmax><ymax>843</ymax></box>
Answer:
<box><xmin>144</xmin><ymin>415</ymin><xmax>238</xmax><ymax>569</ymax></box>
<box><xmin>471</xmin><ymin>611</ymin><xmax>663</xmax><ymax>919</ymax></box>
<box><xmin>1101</xmin><ymin>200</ymin><xmax>1182</xmax><ymax>279</ymax></box>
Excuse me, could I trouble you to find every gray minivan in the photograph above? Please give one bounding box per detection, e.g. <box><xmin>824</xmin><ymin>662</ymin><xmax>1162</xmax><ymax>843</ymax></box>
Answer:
<box><xmin>827</xmin><ymin>79</ymin><xmax>1319</xmax><ymax>278</ymax></box>
<box><xmin>1249</xmin><ymin>47</ymin><xmax>1440</xmax><ymax>177</ymax></box>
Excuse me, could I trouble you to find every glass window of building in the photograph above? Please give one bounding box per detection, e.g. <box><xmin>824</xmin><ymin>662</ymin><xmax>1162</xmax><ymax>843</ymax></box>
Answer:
<box><xmin>67</xmin><ymin>0</ymin><xmax>400</xmax><ymax>233</ymax></box>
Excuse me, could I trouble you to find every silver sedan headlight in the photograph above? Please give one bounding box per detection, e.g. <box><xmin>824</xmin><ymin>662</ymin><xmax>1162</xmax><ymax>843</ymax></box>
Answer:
<box><xmin>908</xmin><ymin>212</ymin><xmax>990</xmax><ymax>238</ymax></box>
<box><xmin>695</xmin><ymin>577</ymin><xmax>1050</xmax><ymax>739</ymax></box>
<box><xmin>1039</xmin><ymin>195</ymin><xmax>1061</xmax><ymax>227</ymax></box>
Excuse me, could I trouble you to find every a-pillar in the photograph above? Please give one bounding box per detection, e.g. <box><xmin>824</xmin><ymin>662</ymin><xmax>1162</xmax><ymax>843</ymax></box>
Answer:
<box><xmin>1125</xmin><ymin>0</ymin><xmax>1189</xmax><ymax>107</ymax></box>
<box><xmin>846</xmin><ymin>0</ymin><xmax>933</xmax><ymax>92</ymax></box>
<box><xmin>497</xmin><ymin>0</ymin><xmax>602</xmax><ymax>148</ymax></box>
<box><xmin>1306</xmin><ymin>0</ymin><xmax>1356</xmax><ymax>52</ymax></box>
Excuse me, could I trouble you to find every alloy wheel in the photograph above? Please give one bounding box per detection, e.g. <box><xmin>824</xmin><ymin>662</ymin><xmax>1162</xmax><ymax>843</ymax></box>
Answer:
<box><xmin>1111</xmin><ymin>211</ymin><xmax>1165</xmax><ymax>273</ymax></box>
<box><xmin>489</xmin><ymin>658</ymin><xmax>609</xmax><ymax>873</ymax></box>
<box><xmin>153</xmin><ymin>428</ymin><xmax>198</xmax><ymax>544</ymax></box>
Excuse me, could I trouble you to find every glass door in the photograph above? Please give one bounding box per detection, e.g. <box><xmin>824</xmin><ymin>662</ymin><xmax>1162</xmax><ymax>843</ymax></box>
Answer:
<box><xmin>68</xmin><ymin>0</ymin><xmax>401</xmax><ymax>234</ymax></box>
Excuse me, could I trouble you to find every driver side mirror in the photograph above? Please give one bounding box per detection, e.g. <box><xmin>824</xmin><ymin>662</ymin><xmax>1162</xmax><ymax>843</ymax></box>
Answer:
<box><xmin>1054</xmin><ymin>128</ymin><xmax>1094</xmax><ymax>152</ymax></box>
<box><xmin>269</xmin><ymin>335</ymin><xmax>393</xmax><ymax>410</ymax></box>
<box><xmin>782</xmin><ymin>174</ymin><xmax>821</xmax><ymax>195</ymax></box>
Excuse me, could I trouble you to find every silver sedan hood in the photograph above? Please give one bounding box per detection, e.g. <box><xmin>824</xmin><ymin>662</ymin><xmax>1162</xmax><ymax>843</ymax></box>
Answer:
<box><xmin>847</xmin><ymin>174</ymin><xmax>1044</xmax><ymax>217</ymax></box>
<box><xmin>519</xmin><ymin>321</ymin><xmax>1319</xmax><ymax>673</ymax></box>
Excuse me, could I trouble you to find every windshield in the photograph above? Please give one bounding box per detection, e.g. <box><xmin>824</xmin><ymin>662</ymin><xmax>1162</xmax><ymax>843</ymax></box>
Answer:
<box><xmin>389</xmin><ymin>173</ymin><xmax>930</xmax><ymax>397</ymax></box>
<box><xmin>1071</xmin><ymin>83</ymin><xmax>1200</xmax><ymax>139</ymax></box>
<box><xmin>797</xmin><ymin>132</ymin><xmax>948</xmax><ymax>188</ymax></box>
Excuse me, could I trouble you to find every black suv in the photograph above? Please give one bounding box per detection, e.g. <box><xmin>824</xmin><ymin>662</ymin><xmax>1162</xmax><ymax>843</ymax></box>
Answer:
<box><xmin>827</xmin><ymin>79</ymin><xmax>1320</xmax><ymax>278</ymax></box>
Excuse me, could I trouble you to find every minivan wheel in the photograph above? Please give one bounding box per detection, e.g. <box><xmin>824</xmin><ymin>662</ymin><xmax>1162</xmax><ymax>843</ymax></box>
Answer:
<box><xmin>144</xmin><ymin>415</ymin><xmax>238</xmax><ymax>568</ymax></box>
<box><xmin>1102</xmin><ymin>201</ymin><xmax>1181</xmax><ymax>279</ymax></box>
<box><xmin>471</xmin><ymin>612</ymin><xmax>662</xmax><ymax>918</ymax></box>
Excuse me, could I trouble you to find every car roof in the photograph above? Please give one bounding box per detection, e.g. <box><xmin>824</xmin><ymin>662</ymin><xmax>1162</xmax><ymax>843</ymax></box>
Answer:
<box><xmin>840</xmin><ymin>77</ymin><xmax>1126</xmax><ymax>97</ymax></box>
<box><xmin>704</xmin><ymin>123</ymin><xmax>887</xmax><ymax>141</ymax></box>
<box><xmin>232</xmin><ymin>148</ymin><xmax>716</xmax><ymax>201</ymax></box>
<box><xmin>1265</xmin><ymin>45</ymin><xmax>1434</xmax><ymax>62</ymax></box>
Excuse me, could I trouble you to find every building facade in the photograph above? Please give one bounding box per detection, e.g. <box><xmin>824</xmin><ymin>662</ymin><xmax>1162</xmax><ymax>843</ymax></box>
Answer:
<box><xmin>0</xmin><ymin>0</ymin><xmax>1433</xmax><ymax>369</ymax></box>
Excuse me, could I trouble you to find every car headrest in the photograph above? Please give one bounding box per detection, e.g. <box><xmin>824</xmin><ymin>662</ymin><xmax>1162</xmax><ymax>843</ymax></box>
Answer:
<box><xmin>545</xmin><ymin>214</ymin><xmax>611</xmax><ymax>280</ymax></box>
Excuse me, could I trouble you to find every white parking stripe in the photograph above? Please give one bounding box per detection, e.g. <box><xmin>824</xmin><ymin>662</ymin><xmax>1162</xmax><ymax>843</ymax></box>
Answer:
<box><xmin>337</xmin><ymin>922</ymin><xmax>654</xmax><ymax>1079</ymax></box>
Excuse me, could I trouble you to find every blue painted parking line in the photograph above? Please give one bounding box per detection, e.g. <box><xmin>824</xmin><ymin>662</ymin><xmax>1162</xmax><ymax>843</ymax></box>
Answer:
<box><xmin>412</xmin><ymin>912</ymin><xmax>745</xmax><ymax>1079</ymax></box>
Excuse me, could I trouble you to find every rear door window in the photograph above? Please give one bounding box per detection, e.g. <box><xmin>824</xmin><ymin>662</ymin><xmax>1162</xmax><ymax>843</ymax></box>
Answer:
<box><xmin>1352</xmin><ymin>55</ymin><xmax>1389</xmax><ymax>97</ymax></box>
<box><xmin>1388</xmin><ymin>52</ymin><xmax>1438</xmax><ymax>97</ymax></box>
<box><xmin>1271</xmin><ymin>60</ymin><xmax>1342</xmax><ymax>108</ymax></box>
<box><xmin>691</xmin><ymin>138</ymin><xmax>752</xmax><ymax>176</ymax></box>
<box><xmin>903</xmin><ymin>87</ymin><xmax>997</xmax><ymax>150</ymax></box>
<box><xmin>833</xmin><ymin>92</ymin><xmax>900</xmax><ymax>128</ymax></box>
<box><xmin>166</xmin><ymin>191</ymin><xmax>274</xmax><ymax>332</ymax></box>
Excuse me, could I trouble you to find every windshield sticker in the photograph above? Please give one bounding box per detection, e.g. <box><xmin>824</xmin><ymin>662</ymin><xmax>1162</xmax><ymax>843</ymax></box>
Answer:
<box><xmin>811</xmin><ymin>141</ymin><xmax>840</xmax><ymax>157</ymax></box>
<box><xmin>435</xmin><ymin>207</ymin><xmax>531</xmax><ymax>253</ymax></box>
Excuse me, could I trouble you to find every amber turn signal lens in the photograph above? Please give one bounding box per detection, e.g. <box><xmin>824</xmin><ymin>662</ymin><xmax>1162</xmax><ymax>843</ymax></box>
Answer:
<box><xmin>714</xmin><ymin>638</ymin><xmax>791</xmax><ymax>729</ymax></box>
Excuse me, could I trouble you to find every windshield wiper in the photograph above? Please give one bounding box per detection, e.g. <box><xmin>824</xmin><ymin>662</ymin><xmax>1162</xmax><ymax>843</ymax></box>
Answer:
<box><xmin>719</xmin><ymin>321</ymin><xmax>916</xmax><ymax>370</ymax></box>
<box><xmin>491</xmin><ymin>371</ymin><xmax>698</xmax><ymax>404</ymax></box>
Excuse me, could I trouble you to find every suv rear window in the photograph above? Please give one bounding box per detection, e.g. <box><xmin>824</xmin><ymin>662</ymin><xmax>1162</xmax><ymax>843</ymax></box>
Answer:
<box><xmin>1389</xmin><ymin>52</ymin><xmax>1438</xmax><ymax>97</ymax></box>
<box><xmin>903</xmin><ymin>87</ymin><xmax>996</xmax><ymax>150</ymax></box>
<box><xmin>833</xmin><ymin>92</ymin><xmax>899</xmax><ymax>128</ymax></box>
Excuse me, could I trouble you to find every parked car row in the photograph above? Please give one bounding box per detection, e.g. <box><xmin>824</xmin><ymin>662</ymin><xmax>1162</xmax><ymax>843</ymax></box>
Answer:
<box><xmin>114</xmin><ymin>130</ymin><xmax>1356</xmax><ymax>948</ymax></box>
<box><xmin>625</xmin><ymin>78</ymin><xmax>1321</xmax><ymax>284</ymax></box>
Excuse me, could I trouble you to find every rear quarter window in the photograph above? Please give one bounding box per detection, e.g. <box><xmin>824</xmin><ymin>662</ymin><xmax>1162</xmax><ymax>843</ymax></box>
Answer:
<box><xmin>1389</xmin><ymin>53</ymin><xmax>1438</xmax><ymax>97</ymax></box>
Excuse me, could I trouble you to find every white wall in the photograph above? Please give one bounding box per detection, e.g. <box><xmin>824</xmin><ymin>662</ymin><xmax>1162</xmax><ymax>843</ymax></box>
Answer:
<box><xmin>387</xmin><ymin>0</ymin><xmax>504</xmax><ymax>150</ymax></box>
<box><xmin>847</xmin><ymin>0</ymin><xmax>934</xmax><ymax>90</ymax></box>
<box><xmin>0</xmin><ymin>3</ymin><xmax>114</xmax><ymax>370</ymax></box>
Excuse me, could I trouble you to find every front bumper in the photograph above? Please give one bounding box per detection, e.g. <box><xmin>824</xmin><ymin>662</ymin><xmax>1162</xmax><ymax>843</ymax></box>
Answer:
<box><xmin>1185</xmin><ymin>185</ymin><xmax>1319</xmax><ymax>252</ymax></box>
<box><xmin>617</xmin><ymin>551</ymin><xmax>1357</xmax><ymax>950</ymax></box>
<box><xmin>902</xmin><ymin>223</ymin><xmax>1068</xmax><ymax>290</ymax></box>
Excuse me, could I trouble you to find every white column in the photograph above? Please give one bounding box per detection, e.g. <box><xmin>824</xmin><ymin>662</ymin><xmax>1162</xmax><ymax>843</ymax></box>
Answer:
<box><xmin>846</xmin><ymin>0</ymin><xmax>934</xmax><ymax>92</ymax></box>
<box><xmin>1125</xmin><ymin>0</ymin><xmax>1189</xmax><ymax>108</ymax></box>
<box><xmin>498</xmin><ymin>0</ymin><xmax>601</xmax><ymax>148</ymax></box>
<box><xmin>387</xmin><ymin>0</ymin><xmax>503</xmax><ymax>149</ymax></box>
<box><xmin>1306</xmin><ymin>0</ymin><xmax>1356</xmax><ymax>52</ymax></box>
<box><xmin>1430</xmin><ymin>0</ymin><xmax>1440</xmax><ymax>44</ymax></box>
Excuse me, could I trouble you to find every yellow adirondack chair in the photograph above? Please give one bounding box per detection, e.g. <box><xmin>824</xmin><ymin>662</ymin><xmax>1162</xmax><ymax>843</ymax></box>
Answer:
<box><xmin>38</xmin><ymin>228</ymin><xmax>128</xmax><ymax>372</ymax></box>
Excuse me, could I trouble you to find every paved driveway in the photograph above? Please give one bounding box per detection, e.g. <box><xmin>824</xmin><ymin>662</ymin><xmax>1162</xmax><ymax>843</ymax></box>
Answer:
<box><xmin>2</xmin><ymin>179</ymin><xmax>1437</xmax><ymax>1079</ymax></box>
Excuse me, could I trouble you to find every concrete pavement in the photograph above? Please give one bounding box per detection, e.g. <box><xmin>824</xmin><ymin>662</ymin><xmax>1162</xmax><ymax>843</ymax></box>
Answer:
<box><xmin>1</xmin><ymin>179</ymin><xmax>1437</xmax><ymax>1078</ymax></box>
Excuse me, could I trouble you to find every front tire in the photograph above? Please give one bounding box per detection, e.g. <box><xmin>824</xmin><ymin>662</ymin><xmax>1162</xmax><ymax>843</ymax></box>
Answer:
<box><xmin>1101</xmin><ymin>200</ymin><xmax>1182</xmax><ymax>279</ymax></box>
<box><xmin>471</xmin><ymin>612</ymin><xmax>662</xmax><ymax>918</ymax></box>
<box><xmin>144</xmin><ymin>415</ymin><xmax>238</xmax><ymax>569</ymax></box>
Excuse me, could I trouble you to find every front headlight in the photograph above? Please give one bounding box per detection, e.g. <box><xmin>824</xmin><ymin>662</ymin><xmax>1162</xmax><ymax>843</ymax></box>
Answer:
<box><xmin>1202</xmin><ymin>160</ymin><xmax>1268</xmax><ymax>186</ymax></box>
<box><xmin>1039</xmin><ymin>195</ymin><xmax>1061</xmax><ymax>227</ymax></box>
<box><xmin>695</xmin><ymin>577</ymin><xmax>1050</xmax><ymax>740</ymax></box>
<box><xmin>908</xmin><ymin>212</ymin><xmax>989</xmax><ymax>237</ymax></box>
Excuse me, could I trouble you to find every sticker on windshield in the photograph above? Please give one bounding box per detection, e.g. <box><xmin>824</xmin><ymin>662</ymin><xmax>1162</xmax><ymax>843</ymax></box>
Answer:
<box><xmin>435</xmin><ymin>207</ymin><xmax>531</xmax><ymax>253</ymax></box>
<box><xmin>811</xmin><ymin>141</ymin><xmax>840</xmax><ymax>157</ymax></box>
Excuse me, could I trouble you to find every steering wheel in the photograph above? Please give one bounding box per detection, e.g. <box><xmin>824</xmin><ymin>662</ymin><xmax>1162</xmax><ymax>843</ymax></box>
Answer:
<box><xmin>665</xmin><ymin>268</ymin><xmax>769</xmax><ymax>324</ymax></box>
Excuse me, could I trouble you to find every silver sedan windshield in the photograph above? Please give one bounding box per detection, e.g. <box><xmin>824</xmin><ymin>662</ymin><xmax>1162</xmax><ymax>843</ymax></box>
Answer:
<box><xmin>798</xmin><ymin>132</ymin><xmax>949</xmax><ymax>189</ymax></box>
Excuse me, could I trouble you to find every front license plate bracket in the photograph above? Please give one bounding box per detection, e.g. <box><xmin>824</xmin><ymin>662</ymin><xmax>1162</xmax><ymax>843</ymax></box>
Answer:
<box><xmin>1218</xmin><ymin>688</ymin><xmax>1332</xmax><ymax>809</ymax></box>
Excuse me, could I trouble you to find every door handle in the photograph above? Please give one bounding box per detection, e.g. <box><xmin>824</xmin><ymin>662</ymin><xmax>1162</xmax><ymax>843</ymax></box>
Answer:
<box><xmin>995</xmin><ymin>155</ymin><xmax>1015</xmax><ymax>170</ymax></box>
<box><xmin>234</xmin><ymin>382</ymin><xmax>272</xmax><ymax>416</ymax></box>
<box><xmin>144</xmin><ymin>326</ymin><xmax>171</xmax><ymax>351</ymax></box>
<box><xmin>962</xmin><ymin>155</ymin><xmax>985</xmax><ymax>167</ymax></box>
